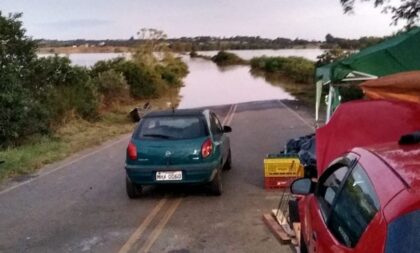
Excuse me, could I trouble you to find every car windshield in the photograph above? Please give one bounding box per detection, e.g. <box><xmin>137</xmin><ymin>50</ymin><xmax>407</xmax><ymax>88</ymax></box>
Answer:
<box><xmin>385</xmin><ymin>210</ymin><xmax>420</xmax><ymax>253</ymax></box>
<box><xmin>136</xmin><ymin>116</ymin><xmax>208</xmax><ymax>140</ymax></box>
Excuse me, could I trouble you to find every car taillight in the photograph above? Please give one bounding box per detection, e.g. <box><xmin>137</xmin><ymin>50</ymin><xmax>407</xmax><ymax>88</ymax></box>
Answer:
<box><xmin>127</xmin><ymin>142</ymin><xmax>137</xmax><ymax>160</ymax></box>
<box><xmin>201</xmin><ymin>138</ymin><xmax>213</xmax><ymax>159</ymax></box>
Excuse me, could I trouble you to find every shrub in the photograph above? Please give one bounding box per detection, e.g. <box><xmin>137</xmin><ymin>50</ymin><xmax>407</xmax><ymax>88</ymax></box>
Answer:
<box><xmin>27</xmin><ymin>55</ymin><xmax>100</xmax><ymax>122</ymax></box>
<box><xmin>119</xmin><ymin>61</ymin><xmax>161</xmax><ymax>98</ymax></box>
<box><xmin>250</xmin><ymin>56</ymin><xmax>315</xmax><ymax>84</ymax></box>
<box><xmin>157</xmin><ymin>55</ymin><xmax>189</xmax><ymax>87</ymax></box>
<box><xmin>211</xmin><ymin>51</ymin><xmax>246</xmax><ymax>66</ymax></box>
<box><xmin>92</xmin><ymin>69</ymin><xmax>129</xmax><ymax>105</ymax></box>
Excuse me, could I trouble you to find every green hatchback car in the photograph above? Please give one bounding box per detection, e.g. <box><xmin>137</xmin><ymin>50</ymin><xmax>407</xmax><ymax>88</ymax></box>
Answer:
<box><xmin>125</xmin><ymin>108</ymin><xmax>232</xmax><ymax>198</ymax></box>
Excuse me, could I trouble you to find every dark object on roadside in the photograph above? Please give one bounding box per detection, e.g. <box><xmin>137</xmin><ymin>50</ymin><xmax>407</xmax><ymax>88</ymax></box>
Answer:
<box><xmin>129</xmin><ymin>102</ymin><xmax>152</xmax><ymax>123</ymax></box>
<box><xmin>288</xmin><ymin>199</ymin><xmax>300</xmax><ymax>224</ymax></box>
<box><xmin>0</xmin><ymin>161</ymin><xmax>4</xmax><ymax>165</ymax></box>
<box><xmin>284</xmin><ymin>133</ymin><xmax>316</xmax><ymax>178</ymax></box>
<box><xmin>143</xmin><ymin>102</ymin><xmax>151</xmax><ymax>110</ymax></box>
<box><xmin>399</xmin><ymin>131</ymin><xmax>420</xmax><ymax>145</ymax></box>
<box><xmin>129</xmin><ymin>108</ymin><xmax>141</xmax><ymax>122</ymax></box>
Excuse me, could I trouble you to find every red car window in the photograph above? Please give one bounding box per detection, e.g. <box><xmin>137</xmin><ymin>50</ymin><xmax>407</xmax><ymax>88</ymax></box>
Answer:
<box><xmin>327</xmin><ymin>164</ymin><xmax>380</xmax><ymax>247</ymax></box>
<box><xmin>317</xmin><ymin>166</ymin><xmax>349</xmax><ymax>220</ymax></box>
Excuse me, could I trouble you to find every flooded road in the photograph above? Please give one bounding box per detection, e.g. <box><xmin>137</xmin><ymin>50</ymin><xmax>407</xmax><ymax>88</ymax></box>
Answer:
<box><xmin>41</xmin><ymin>49</ymin><xmax>323</xmax><ymax>108</ymax></box>
<box><xmin>197</xmin><ymin>48</ymin><xmax>324</xmax><ymax>61</ymax></box>
<box><xmin>178</xmin><ymin>57</ymin><xmax>294</xmax><ymax>108</ymax></box>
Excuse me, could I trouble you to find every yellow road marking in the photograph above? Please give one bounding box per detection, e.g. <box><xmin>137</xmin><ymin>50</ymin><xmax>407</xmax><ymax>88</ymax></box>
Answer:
<box><xmin>118</xmin><ymin>198</ymin><xmax>167</xmax><ymax>253</ymax></box>
<box><xmin>139</xmin><ymin>198</ymin><xmax>183</xmax><ymax>253</ymax></box>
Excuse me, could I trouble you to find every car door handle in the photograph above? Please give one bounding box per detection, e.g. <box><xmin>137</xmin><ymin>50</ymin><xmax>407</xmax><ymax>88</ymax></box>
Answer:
<box><xmin>312</xmin><ymin>232</ymin><xmax>317</xmax><ymax>241</ymax></box>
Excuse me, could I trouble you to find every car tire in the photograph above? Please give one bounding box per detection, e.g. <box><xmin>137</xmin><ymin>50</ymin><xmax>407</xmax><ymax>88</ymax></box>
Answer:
<box><xmin>126</xmin><ymin>176</ymin><xmax>142</xmax><ymax>199</ymax></box>
<box><xmin>223</xmin><ymin>149</ymin><xmax>232</xmax><ymax>171</ymax></box>
<box><xmin>210</xmin><ymin>169</ymin><xmax>223</xmax><ymax>196</ymax></box>
<box><xmin>300</xmin><ymin>232</ymin><xmax>308</xmax><ymax>253</ymax></box>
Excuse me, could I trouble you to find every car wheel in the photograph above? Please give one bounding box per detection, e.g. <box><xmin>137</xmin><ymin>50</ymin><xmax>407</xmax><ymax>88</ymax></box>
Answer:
<box><xmin>223</xmin><ymin>149</ymin><xmax>232</xmax><ymax>171</ymax></box>
<box><xmin>300</xmin><ymin>232</ymin><xmax>308</xmax><ymax>253</ymax></box>
<box><xmin>210</xmin><ymin>169</ymin><xmax>223</xmax><ymax>196</ymax></box>
<box><xmin>126</xmin><ymin>176</ymin><xmax>142</xmax><ymax>199</ymax></box>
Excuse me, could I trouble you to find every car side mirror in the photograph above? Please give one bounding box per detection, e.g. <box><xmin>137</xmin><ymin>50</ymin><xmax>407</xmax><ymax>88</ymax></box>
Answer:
<box><xmin>290</xmin><ymin>178</ymin><xmax>315</xmax><ymax>195</ymax></box>
<box><xmin>223</xmin><ymin>126</ymin><xmax>232</xmax><ymax>133</ymax></box>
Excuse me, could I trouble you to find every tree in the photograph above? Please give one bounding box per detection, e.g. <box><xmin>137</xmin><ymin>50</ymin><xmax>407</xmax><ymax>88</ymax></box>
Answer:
<box><xmin>340</xmin><ymin>0</ymin><xmax>420</xmax><ymax>27</ymax></box>
<box><xmin>316</xmin><ymin>48</ymin><xmax>352</xmax><ymax>67</ymax></box>
<box><xmin>0</xmin><ymin>12</ymin><xmax>39</xmax><ymax>146</ymax></box>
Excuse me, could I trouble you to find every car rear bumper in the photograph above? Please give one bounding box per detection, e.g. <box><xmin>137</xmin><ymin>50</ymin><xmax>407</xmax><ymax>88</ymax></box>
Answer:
<box><xmin>125</xmin><ymin>161</ymin><xmax>219</xmax><ymax>185</ymax></box>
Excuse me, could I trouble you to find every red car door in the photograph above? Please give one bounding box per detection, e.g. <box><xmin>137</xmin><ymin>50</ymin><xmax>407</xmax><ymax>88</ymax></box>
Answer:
<box><xmin>306</xmin><ymin>164</ymin><xmax>351</xmax><ymax>253</ymax></box>
<box><xmin>304</xmin><ymin>161</ymin><xmax>381</xmax><ymax>253</ymax></box>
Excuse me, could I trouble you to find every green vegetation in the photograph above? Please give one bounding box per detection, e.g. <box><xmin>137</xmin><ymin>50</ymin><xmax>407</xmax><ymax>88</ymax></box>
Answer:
<box><xmin>0</xmin><ymin>96</ymin><xmax>178</xmax><ymax>181</ymax></box>
<box><xmin>211</xmin><ymin>51</ymin><xmax>247</xmax><ymax>66</ymax></box>
<box><xmin>250</xmin><ymin>56</ymin><xmax>315</xmax><ymax>84</ymax></box>
<box><xmin>0</xmin><ymin>14</ymin><xmax>188</xmax><ymax>181</ymax></box>
<box><xmin>322</xmin><ymin>34</ymin><xmax>384</xmax><ymax>50</ymax></box>
<box><xmin>38</xmin><ymin>33</ymin><xmax>388</xmax><ymax>52</ymax></box>
<box><xmin>315</xmin><ymin>48</ymin><xmax>352</xmax><ymax>66</ymax></box>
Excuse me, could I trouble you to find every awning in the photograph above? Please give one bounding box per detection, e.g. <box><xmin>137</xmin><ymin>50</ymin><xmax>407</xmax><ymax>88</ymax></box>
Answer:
<box><xmin>360</xmin><ymin>71</ymin><xmax>420</xmax><ymax>104</ymax></box>
<box><xmin>315</xmin><ymin>27</ymin><xmax>420</xmax><ymax>122</ymax></box>
<box><xmin>316</xmin><ymin>27</ymin><xmax>420</xmax><ymax>84</ymax></box>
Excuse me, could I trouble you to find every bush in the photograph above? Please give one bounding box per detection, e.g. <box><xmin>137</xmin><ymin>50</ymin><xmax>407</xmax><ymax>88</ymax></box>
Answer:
<box><xmin>27</xmin><ymin>55</ymin><xmax>100</xmax><ymax>122</ymax></box>
<box><xmin>91</xmin><ymin>69</ymin><xmax>129</xmax><ymax>105</ymax></box>
<box><xmin>250</xmin><ymin>56</ymin><xmax>315</xmax><ymax>84</ymax></box>
<box><xmin>157</xmin><ymin>55</ymin><xmax>189</xmax><ymax>87</ymax></box>
<box><xmin>211</xmin><ymin>51</ymin><xmax>246</xmax><ymax>66</ymax></box>
<box><xmin>120</xmin><ymin>61</ymin><xmax>161</xmax><ymax>98</ymax></box>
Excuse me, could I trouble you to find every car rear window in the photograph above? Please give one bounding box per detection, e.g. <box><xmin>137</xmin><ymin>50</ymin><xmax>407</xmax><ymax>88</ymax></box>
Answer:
<box><xmin>385</xmin><ymin>210</ymin><xmax>420</xmax><ymax>253</ymax></box>
<box><xmin>136</xmin><ymin>116</ymin><xmax>208</xmax><ymax>140</ymax></box>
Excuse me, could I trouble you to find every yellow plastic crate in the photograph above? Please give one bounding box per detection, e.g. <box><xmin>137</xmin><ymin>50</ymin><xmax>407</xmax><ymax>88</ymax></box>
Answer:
<box><xmin>263</xmin><ymin>157</ymin><xmax>304</xmax><ymax>177</ymax></box>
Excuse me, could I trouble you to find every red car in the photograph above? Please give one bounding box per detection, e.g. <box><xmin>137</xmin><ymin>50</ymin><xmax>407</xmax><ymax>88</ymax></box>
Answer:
<box><xmin>291</xmin><ymin>139</ymin><xmax>420</xmax><ymax>253</ymax></box>
<box><xmin>290</xmin><ymin>99</ymin><xmax>420</xmax><ymax>253</ymax></box>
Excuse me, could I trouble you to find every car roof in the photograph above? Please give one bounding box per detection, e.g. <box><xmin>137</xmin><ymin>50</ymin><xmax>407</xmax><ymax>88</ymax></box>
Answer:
<box><xmin>143</xmin><ymin>108</ymin><xmax>209</xmax><ymax>118</ymax></box>
<box><xmin>366</xmin><ymin>142</ymin><xmax>420</xmax><ymax>190</ymax></box>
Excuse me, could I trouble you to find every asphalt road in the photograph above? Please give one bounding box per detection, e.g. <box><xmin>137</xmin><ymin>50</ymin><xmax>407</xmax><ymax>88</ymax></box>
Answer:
<box><xmin>0</xmin><ymin>100</ymin><xmax>314</xmax><ymax>253</ymax></box>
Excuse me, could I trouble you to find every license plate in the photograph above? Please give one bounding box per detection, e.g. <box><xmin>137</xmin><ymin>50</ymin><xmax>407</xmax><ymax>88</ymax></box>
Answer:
<box><xmin>156</xmin><ymin>171</ymin><xmax>183</xmax><ymax>181</ymax></box>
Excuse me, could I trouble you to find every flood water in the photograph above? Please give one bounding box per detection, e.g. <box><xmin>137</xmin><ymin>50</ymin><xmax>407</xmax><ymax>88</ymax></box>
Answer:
<box><xmin>177</xmin><ymin>57</ymin><xmax>294</xmax><ymax>108</ymax></box>
<box><xmin>197</xmin><ymin>49</ymin><xmax>324</xmax><ymax>61</ymax></box>
<box><xmin>40</xmin><ymin>49</ymin><xmax>323</xmax><ymax>108</ymax></box>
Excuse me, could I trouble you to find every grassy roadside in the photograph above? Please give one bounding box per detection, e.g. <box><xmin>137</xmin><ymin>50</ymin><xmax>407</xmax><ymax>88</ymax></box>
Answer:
<box><xmin>0</xmin><ymin>91</ymin><xmax>179</xmax><ymax>182</ymax></box>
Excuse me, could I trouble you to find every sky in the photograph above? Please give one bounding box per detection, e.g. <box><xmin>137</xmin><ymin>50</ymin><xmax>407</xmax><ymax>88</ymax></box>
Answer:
<box><xmin>1</xmin><ymin>0</ymin><xmax>403</xmax><ymax>40</ymax></box>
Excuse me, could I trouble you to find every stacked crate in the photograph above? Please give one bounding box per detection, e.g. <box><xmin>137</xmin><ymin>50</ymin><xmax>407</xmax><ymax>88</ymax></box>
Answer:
<box><xmin>264</xmin><ymin>154</ymin><xmax>304</xmax><ymax>189</ymax></box>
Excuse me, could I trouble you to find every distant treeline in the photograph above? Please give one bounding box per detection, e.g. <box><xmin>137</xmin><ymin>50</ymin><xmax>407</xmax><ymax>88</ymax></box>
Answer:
<box><xmin>38</xmin><ymin>34</ymin><xmax>385</xmax><ymax>51</ymax></box>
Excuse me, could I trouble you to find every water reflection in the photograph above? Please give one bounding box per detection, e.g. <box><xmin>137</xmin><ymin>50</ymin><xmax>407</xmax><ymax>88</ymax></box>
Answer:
<box><xmin>197</xmin><ymin>49</ymin><xmax>324</xmax><ymax>61</ymax></box>
<box><xmin>178</xmin><ymin>57</ymin><xmax>294</xmax><ymax>109</ymax></box>
<box><xmin>38</xmin><ymin>50</ymin><xmax>323</xmax><ymax>109</ymax></box>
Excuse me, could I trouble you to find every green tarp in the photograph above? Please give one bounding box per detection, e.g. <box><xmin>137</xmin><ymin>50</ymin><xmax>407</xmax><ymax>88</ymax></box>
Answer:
<box><xmin>316</xmin><ymin>27</ymin><xmax>420</xmax><ymax>84</ymax></box>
